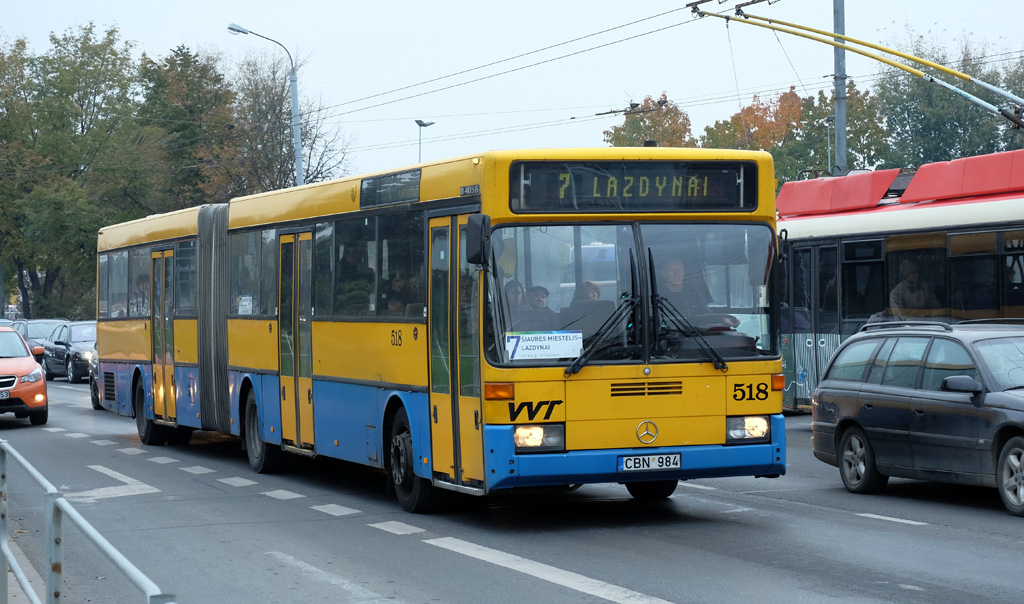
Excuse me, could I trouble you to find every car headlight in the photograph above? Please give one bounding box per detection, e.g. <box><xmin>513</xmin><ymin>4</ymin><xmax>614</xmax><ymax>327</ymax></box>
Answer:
<box><xmin>21</xmin><ymin>366</ymin><xmax>44</xmax><ymax>383</ymax></box>
<box><xmin>513</xmin><ymin>424</ymin><xmax>565</xmax><ymax>453</ymax></box>
<box><xmin>77</xmin><ymin>350</ymin><xmax>93</xmax><ymax>362</ymax></box>
<box><xmin>725</xmin><ymin>416</ymin><xmax>770</xmax><ymax>444</ymax></box>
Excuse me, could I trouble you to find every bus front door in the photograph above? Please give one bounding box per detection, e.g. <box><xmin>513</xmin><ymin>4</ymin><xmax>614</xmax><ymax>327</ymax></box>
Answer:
<box><xmin>427</xmin><ymin>216</ymin><xmax>484</xmax><ymax>490</ymax></box>
<box><xmin>151</xmin><ymin>250</ymin><xmax>175</xmax><ymax>422</ymax></box>
<box><xmin>790</xmin><ymin>245</ymin><xmax>839</xmax><ymax>408</ymax></box>
<box><xmin>278</xmin><ymin>232</ymin><xmax>315</xmax><ymax>452</ymax></box>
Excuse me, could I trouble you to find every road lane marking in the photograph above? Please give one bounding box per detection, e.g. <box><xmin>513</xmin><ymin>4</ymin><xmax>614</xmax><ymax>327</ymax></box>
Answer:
<box><xmin>181</xmin><ymin>466</ymin><xmax>215</xmax><ymax>475</ymax></box>
<box><xmin>369</xmin><ymin>521</ymin><xmax>424</xmax><ymax>535</ymax></box>
<box><xmin>64</xmin><ymin>432</ymin><xmax>89</xmax><ymax>438</ymax></box>
<box><xmin>678</xmin><ymin>482</ymin><xmax>716</xmax><ymax>490</ymax></box>
<box><xmin>91</xmin><ymin>440</ymin><xmax>117</xmax><ymax>446</ymax></box>
<box><xmin>64</xmin><ymin>465</ymin><xmax>161</xmax><ymax>503</ymax></box>
<box><xmin>42</xmin><ymin>427</ymin><xmax>66</xmax><ymax>432</ymax></box>
<box><xmin>857</xmin><ymin>513</ymin><xmax>927</xmax><ymax>526</ymax></box>
<box><xmin>218</xmin><ymin>477</ymin><xmax>257</xmax><ymax>487</ymax></box>
<box><xmin>148</xmin><ymin>456</ymin><xmax>179</xmax><ymax>464</ymax></box>
<box><xmin>425</xmin><ymin>537</ymin><xmax>674</xmax><ymax>604</ymax></box>
<box><xmin>266</xmin><ymin>551</ymin><xmax>389</xmax><ymax>602</ymax></box>
<box><xmin>311</xmin><ymin>504</ymin><xmax>360</xmax><ymax>517</ymax></box>
<box><xmin>264</xmin><ymin>489</ymin><xmax>305</xmax><ymax>500</ymax></box>
<box><xmin>118</xmin><ymin>448</ymin><xmax>146</xmax><ymax>455</ymax></box>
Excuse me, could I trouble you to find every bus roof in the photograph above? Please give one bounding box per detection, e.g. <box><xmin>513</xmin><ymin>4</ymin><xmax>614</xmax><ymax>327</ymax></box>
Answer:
<box><xmin>97</xmin><ymin>205</ymin><xmax>209</xmax><ymax>251</ymax></box>
<box><xmin>228</xmin><ymin>147</ymin><xmax>776</xmax><ymax>230</ymax></box>
<box><xmin>778</xmin><ymin>149</ymin><xmax>1024</xmax><ymax>218</ymax></box>
<box><xmin>777</xmin><ymin>149</ymin><xmax>1024</xmax><ymax>239</ymax></box>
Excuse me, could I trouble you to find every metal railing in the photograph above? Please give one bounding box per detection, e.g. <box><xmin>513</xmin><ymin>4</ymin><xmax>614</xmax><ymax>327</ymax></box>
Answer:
<box><xmin>0</xmin><ymin>441</ymin><xmax>176</xmax><ymax>604</ymax></box>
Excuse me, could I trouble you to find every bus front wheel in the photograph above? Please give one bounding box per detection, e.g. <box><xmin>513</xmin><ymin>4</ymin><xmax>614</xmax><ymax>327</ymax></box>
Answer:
<box><xmin>134</xmin><ymin>379</ymin><xmax>167</xmax><ymax>446</ymax></box>
<box><xmin>245</xmin><ymin>389</ymin><xmax>281</xmax><ymax>473</ymax></box>
<box><xmin>625</xmin><ymin>480</ymin><xmax>678</xmax><ymax>501</ymax></box>
<box><xmin>389</xmin><ymin>407</ymin><xmax>437</xmax><ymax>513</ymax></box>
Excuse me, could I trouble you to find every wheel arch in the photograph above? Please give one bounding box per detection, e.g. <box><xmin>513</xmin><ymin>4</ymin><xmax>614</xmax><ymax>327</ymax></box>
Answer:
<box><xmin>993</xmin><ymin>424</ymin><xmax>1024</xmax><ymax>468</ymax></box>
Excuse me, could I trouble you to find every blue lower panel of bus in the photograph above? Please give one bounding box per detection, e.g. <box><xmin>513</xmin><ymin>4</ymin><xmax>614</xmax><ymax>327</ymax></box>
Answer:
<box><xmin>484</xmin><ymin>414</ymin><xmax>786</xmax><ymax>491</ymax></box>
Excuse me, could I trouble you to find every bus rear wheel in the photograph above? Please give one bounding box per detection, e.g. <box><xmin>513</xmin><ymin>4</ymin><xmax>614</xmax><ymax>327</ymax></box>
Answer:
<box><xmin>389</xmin><ymin>407</ymin><xmax>437</xmax><ymax>513</ymax></box>
<box><xmin>245</xmin><ymin>389</ymin><xmax>281</xmax><ymax>473</ymax></box>
<box><xmin>134</xmin><ymin>379</ymin><xmax>167</xmax><ymax>446</ymax></box>
<box><xmin>625</xmin><ymin>480</ymin><xmax>678</xmax><ymax>501</ymax></box>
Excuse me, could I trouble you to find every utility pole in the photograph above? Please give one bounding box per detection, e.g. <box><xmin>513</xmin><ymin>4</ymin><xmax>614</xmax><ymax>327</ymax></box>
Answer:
<box><xmin>832</xmin><ymin>0</ymin><xmax>849</xmax><ymax>175</ymax></box>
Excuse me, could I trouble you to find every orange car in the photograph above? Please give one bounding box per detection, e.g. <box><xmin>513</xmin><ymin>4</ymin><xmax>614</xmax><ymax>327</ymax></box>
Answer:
<box><xmin>0</xmin><ymin>326</ymin><xmax>48</xmax><ymax>425</ymax></box>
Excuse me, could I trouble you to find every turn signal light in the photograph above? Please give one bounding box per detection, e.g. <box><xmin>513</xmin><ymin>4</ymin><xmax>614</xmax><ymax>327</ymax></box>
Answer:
<box><xmin>771</xmin><ymin>374</ymin><xmax>785</xmax><ymax>391</ymax></box>
<box><xmin>484</xmin><ymin>382</ymin><xmax>515</xmax><ymax>400</ymax></box>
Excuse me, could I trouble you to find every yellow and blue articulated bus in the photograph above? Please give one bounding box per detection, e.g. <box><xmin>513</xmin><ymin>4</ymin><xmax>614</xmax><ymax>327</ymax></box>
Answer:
<box><xmin>96</xmin><ymin>147</ymin><xmax>786</xmax><ymax>512</ymax></box>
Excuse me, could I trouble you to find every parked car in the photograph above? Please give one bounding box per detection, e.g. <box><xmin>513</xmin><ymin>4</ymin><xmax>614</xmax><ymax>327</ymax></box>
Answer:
<box><xmin>812</xmin><ymin>321</ymin><xmax>1024</xmax><ymax>516</ymax></box>
<box><xmin>42</xmin><ymin>320</ymin><xmax>96</xmax><ymax>384</ymax></box>
<box><xmin>0</xmin><ymin>325</ymin><xmax>48</xmax><ymax>425</ymax></box>
<box><xmin>12</xmin><ymin>319</ymin><xmax>67</xmax><ymax>364</ymax></box>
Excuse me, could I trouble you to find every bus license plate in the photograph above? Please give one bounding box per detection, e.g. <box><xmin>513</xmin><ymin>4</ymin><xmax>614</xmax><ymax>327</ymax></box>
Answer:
<box><xmin>618</xmin><ymin>453</ymin><xmax>681</xmax><ymax>472</ymax></box>
<box><xmin>0</xmin><ymin>391</ymin><xmax>8</xmax><ymax>399</ymax></box>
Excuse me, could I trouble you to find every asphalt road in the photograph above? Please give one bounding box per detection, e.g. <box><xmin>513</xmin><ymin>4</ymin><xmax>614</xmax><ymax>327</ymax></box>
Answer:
<box><xmin>1</xmin><ymin>380</ymin><xmax>1020</xmax><ymax>604</ymax></box>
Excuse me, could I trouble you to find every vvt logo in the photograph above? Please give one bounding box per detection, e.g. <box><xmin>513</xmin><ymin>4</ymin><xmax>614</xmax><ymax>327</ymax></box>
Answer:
<box><xmin>508</xmin><ymin>400</ymin><xmax>564</xmax><ymax>421</ymax></box>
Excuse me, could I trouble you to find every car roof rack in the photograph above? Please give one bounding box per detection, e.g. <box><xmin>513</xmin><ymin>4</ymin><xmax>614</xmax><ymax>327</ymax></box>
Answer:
<box><xmin>956</xmin><ymin>318</ymin><xmax>1024</xmax><ymax>326</ymax></box>
<box><xmin>859</xmin><ymin>321</ymin><xmax>953</xmax><ymax>332</ymax></box>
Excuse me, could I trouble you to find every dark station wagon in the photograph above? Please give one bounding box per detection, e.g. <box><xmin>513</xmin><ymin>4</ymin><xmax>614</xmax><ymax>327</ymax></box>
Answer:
<box><xmin>811</xmin><ymin>321</ymin><xmax>1024</xmax><ymax>516</ymax></box>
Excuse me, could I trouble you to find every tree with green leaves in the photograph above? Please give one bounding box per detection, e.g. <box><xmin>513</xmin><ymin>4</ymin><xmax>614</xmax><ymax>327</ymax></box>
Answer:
<box><xmin>603</xmin><ymin>93</ymin><xmax>696</xmax><ymax>148</ymax></box>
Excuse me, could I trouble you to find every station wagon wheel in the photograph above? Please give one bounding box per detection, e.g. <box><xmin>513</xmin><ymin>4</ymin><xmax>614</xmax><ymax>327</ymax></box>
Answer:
<box><xmin>997</xmin><ymin>436</ymin><xmax>1024</xmax><ymax>516</ymax></box>
<box><xmin>389</xmin><ymin>407</ymin><xmax>437</xmax><ymax>513</ymax></box>
<box><xmin>66</xmin><ymin>358</ymin><xmax>77</xmax><ymax>383</ymax></box>
<box><xmin>625</xmin><ymin>480</ymin><xmax>678</xmax><ymax>501</ymax></box>
<box><xmin>838</xmin><ymin>426</ymin><xmax>888</xmax><ymax>494</ymax></box>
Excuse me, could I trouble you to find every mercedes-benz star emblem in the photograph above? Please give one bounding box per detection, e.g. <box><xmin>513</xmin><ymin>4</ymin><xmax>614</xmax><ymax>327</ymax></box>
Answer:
<box><xmin>636</xmin><ymin>420</ymin><xmax>658</xmax><ymax>444</ymax></box>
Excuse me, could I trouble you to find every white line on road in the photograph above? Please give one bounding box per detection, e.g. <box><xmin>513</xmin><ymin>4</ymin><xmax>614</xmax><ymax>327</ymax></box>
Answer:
<box><xmin>64</xmin><ymin>432</ymin><xmax>89</xmax><ymax>438</ymax></box>
<box><xmin>266</xmin><ymin>551</ymin><xmax>391</xmax><ymax>603</ymax></box>
<box><xmin>311</xmin><ymin>504</ymin><xmax>360</xmax><ymax>517</ymax></box>
<box><xmin>218</xmin><ymin>477</ymin><xmax>257</xmax><ymax>487</ymax></box>
<box><xmin>118</xmin><ymin>447</ymin><xmax>146</xmax><ymax>455</ymax></box>
<box><xmin>857</xmin><ymin>513</ymin><xmax>928</xmax><ymax>526</ymax></box>
<box><xmin>64</xmin><ymin>465</ymin><xmax>161</xmax><ymax>503</ymax></box>
<box><xmin>369</xmin><ymin>521</ymin><xmax>424</xmax><ymax>535</ymax></box>
<box><xmin>425</xmin><ymin>537</ymin><xmax>675</xmax><ymax>604</ymax></box>
<box><xmin>677</xmin><ymin>482</ymin><xmax>716</xmax><ymax>490</ymax></box>
<box><xmin>147</xmin><ymin>456</ymin><xmax>179</xmax><ymax>464</ymax></box>
<box><xmin>91</xmin><ymin>439</ymin><xmax>117</xmax><ymax>446</ymax></box>
<box><xmin>181</xmin><ymin>466</ymin><xmax>215</xmax><ymax>475</ymax></box>
<box><xmin>263</xmin><ymin>489</ymin><xmax>305</xmax><ymax>500</ymax></box>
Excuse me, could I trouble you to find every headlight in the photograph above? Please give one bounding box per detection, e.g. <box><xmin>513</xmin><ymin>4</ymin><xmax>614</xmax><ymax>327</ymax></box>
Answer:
<box><xmin>513</xmin><ymin>424</ymin><xmax>565</xmax><ymax>453</ymax></box>
<box><xmin>726</xmin><ymin>416</ymin><xmax>770</xmax><ymax>444</ymax></box>
<box><xmin>21</xmin><ymin>366</ymin><xmax>44</xmax><ymax>383</ymax></box>
<box><xmin>78</xmin><ymin>350</ymin><xmax>93</xmax><ymax>362</ymax></box>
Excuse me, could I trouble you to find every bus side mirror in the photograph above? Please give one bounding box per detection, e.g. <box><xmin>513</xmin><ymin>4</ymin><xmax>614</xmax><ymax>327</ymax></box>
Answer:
<box><xmin>466</xmin><ymin>214</ymin><xmax>491</xmax><ymax>267</ymax></box>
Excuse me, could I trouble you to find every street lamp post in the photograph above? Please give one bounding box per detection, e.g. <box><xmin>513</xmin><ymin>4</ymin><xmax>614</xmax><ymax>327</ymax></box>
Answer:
<box><xmin>825</xmin><ymin>115</ymin><xmax>835</xmax><ymax>176</ymax></box>
<box><xmin>415</xmin><ymin>119</ymin><xmax>434</xmax><ymax>163</ymax></box>
<box><xmin>228</xmin><ymin>23</ymin><xmax>304</xmax><ymax>186</ymax></box>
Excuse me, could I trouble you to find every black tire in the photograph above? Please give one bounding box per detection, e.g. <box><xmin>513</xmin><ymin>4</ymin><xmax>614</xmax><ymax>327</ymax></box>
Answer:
<box><xmin>134</xmin><ymin>379</ymin><xmax>167</xmax><ymax>446</ymax></box>
<box><xmin>66</xmin><ymin>358</ymin><xmax>79</xmax><ymax>383</ymax></box>
<box><xmin>625</xmin><ymin>480</ymin><xmax>678</xmax><ymax>501</ymax></box>
<box><xmin>245</xmin><ymin>389</ymin><xmax>282</xmax><ymax>473</ymax></box>
<box><xmin>29</xmin><ymin>406</ymin><xmax>48</xmax><ymax>426</ymax></box>
<box><xmin>389</xmin><ymin>407</ymin><xmax>437</xmax><ymax>513</ymax></box>
<box><xmin>44</xmin><ymin>361</ymin><xmax>54</xmax><ymax>382</ymax></box>
<box><xmin>997</xmin><ymin>436</ymin><xmax>1024</xmax><ymax>517</ymax></box>
<box><xmin>838</xmin><ymin>426</ymin><xmax>888</xmax><ymax>494</ymax></box>
<box><xmin>90</xmin><ymin>374</ymin><xmax>102</xmax><ymax>410</ymax></box>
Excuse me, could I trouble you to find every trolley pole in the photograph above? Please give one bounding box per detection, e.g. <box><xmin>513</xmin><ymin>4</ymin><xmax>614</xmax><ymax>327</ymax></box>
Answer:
<box><xmin>832</xmin><ymin>0</ymin><xmax>849</xmax><ymax>175</ymax></box>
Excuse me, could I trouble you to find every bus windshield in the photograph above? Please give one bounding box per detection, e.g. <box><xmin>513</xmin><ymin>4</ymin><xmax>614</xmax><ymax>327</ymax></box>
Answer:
<box><xmin>484</xmin><ymin>222</ymin><xmax>776</xmax><ymax>367</ymax></box>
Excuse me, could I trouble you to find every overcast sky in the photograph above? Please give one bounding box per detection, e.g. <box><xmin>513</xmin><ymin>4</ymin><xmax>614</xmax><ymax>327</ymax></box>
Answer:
<box><xmin>4</xmin><ymin>1</ymin><xmax>1022</xmax><ymax>176</ymax></box>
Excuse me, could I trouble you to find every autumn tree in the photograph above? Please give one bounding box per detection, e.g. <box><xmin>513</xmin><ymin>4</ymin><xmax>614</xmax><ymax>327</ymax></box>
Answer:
<box><xmin>603</xmin><ymin>93</ymin><xmax>696</xmax><ymax>147</ymax></box>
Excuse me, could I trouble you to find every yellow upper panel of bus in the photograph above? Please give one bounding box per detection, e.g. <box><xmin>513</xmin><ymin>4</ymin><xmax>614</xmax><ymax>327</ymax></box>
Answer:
<box><xmin>227</xmin><ymin>147</ymin><xmax>777</xmax><ymax>230</ymax></box>
<box><xmin>97</xmin><ymin>205</ymin><xmax>206</xmax><ymax>252</ymax></box>
<box><xmin>97</xmin><ymin>148</ymin><xmax>777</xmax><ymax>249</ymax></box>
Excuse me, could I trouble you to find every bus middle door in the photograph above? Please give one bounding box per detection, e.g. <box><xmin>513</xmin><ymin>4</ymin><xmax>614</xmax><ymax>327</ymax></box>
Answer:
<box><xmin>427</xmin><ymin>216</ymin><xmax>484</xmax><ymax>489</ymax></box>
<box><xmin>151</xmin><ymin>250</ymin><xmax>176</xmax><ymax>422</ymax></box>
<box><xmin>278</xmin><ymin>232</ymin><xmax>315</xmax><ymax>452</ymax></box>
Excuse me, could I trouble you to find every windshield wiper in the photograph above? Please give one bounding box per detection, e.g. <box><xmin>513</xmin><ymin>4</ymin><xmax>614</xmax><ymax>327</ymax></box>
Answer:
<box><xmin>647</xmin><ymin>248</ymin><xmax>728</xmax><ymax>372</ymax></box>
<box><xmin>565</xmin><ymin>250</ymin><xmax>639</xmax><ymax>377</ymax></box>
